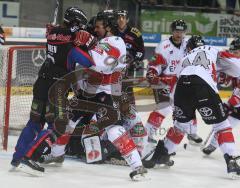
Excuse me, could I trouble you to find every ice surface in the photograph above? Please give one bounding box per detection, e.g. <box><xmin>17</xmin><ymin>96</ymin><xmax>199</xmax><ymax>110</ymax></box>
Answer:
<box><xmin>1</xmin><ymin>96</ymin><xmax>240</xmax><ymax>188</ymax></box>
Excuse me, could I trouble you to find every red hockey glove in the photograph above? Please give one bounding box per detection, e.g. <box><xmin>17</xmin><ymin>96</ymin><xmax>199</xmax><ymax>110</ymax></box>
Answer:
<box><xmin>74</xmin><ymin>30</ymin><xmax>96</xmax><ymax>49</ymax></box>
<box><xmin>146</xmin><ymin>68</ymin><xmax>159</xmax><ymax>85</ymax></box>
<box><xmin>218</xmin><ymin>72</ymin><xmax>233</xmax><ymax>87</ymax></box>
<box><xmin>159</xmin><ymin>75</ymin><xmax>177</xmax><ymax>91</ymax></box>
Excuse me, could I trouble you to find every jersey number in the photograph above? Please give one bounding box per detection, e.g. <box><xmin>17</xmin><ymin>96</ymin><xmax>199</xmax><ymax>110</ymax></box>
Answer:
<box><xmin>182</xmin><ymin>51</ymin><xmax>210</xmax><ymax>69</ymax></box>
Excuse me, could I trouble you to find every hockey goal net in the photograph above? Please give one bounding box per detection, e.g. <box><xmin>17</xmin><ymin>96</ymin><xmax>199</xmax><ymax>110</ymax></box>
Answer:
<box><xmin>0</xmin><ymin>45</ymin><xmax>46</xmax><ymax>150</ymax></box>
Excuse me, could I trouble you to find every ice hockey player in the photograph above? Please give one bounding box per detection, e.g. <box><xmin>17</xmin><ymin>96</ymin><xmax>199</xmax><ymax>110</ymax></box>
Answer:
<box><xmin>117</xmin><ymin>10</ymin><xmax>145</xmax><ymax>105</ymax></box>
<box><xmin>202</xmin><ymin>36</ymin><xmax>240</xmax><ymax>155</ymax></box>
<box><xmin>83</xmin><ymin>92</ymin><xmax>148</xmax><ymax>163</ymax></box>
<box><xmin>10</xmin><ymin>7</ymin><xmax>92</xmax><ymax>173</ymax></box>
<box><xmin>0</xmin><ymin>25</ymin><xmax>5</xmax><ymax>45</ymax></box>
<box><xmin>144</xmin><ymin>35</ymin><xmax>240</xmax><ymax>178</ymax></box>
<box><xmin>145</xmin><ymin>20</ymin><xmax>202</xmax><ymax>149</ymax></box>
<box><xmin>39</xmin><ymin>10</ymin><xmax>148</xmax><ymax>180</ymax></box>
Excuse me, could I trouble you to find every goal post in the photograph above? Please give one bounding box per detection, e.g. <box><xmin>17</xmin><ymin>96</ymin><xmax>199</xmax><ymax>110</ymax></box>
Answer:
<box><xmin>0</xmin><ymin>45</ymin><xmax>46</xmax><ymax>150</ymax></box>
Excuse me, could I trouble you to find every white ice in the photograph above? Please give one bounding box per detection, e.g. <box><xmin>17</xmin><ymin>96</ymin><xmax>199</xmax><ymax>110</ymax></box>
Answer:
<box><xmin>1</xmin><ymin>96</ymin><xmax>240</xmax><ymax>188</ymax></box>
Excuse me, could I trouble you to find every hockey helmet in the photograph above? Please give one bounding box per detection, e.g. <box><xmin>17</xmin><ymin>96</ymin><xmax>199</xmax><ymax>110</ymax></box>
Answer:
<box><xmin>86</xmin><ymin>16</ymin><xmax>97</xmax><ymax>35</ymax></box>
<box><xmin>119</xmin><ymin>92</ymin><xmax>131</xmax><ymax>116</ymax></box>
<box><xmin>229</xmin><ymin>36</ymin><xmax>240</xmax><ymax>51</ymax></box>
<box><xmin>186</xmin><ymin>35</ymin><xmax>205</xmax><ymax>50</ymax></box>
<box><xmin>170</xmin><ymin>19</ymin><xmax>187</xmax><ymax>32</ymax></box>
<box><xmin>117</xmin><ymin>10</ymin><xmax>128</xmax><ymax>18</ymax></box>
<box><xmin>64</xmin><ymin>7</ymin><xmax>88</xmax><ymax>29</ymax></box>
<box><xmin>96</xmin><ymin>10</ymin><xmax>118</xmax><ymax>33</ymax></box>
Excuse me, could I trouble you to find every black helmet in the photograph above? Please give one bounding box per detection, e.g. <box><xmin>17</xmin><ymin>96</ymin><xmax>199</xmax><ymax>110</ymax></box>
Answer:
<box><xmin>119</xmin><ymin>92</ymin><xmax>131</xmax><ymax>116</ymax></box>
<box><xmin>229</xmin><ymin>36</ymin><xmax>240</xmax><ymax>51</ymax></box>
<box><xmin>120</xmin><ymin>92</ymin><xmax>130</xmax><ymax>104</ymax></box>
<box><xmin>187</xmin><ymin>35</ymin><xmax>205</xmax><ymax>50</ymax></box>
<box><xmin>64</xmin><ymin>7</ymin><xmax>88</xmax><ymax>30</ymax></box>
<box><xmin>86</xmin><ymin>16</ymin><xmax>97</xmax><ymax>35</ymax></box>
<box><xmin>170</xmin><ymin>19</ymin><xmax>187</xmax><ymax>32</ymax></box>
<box><xmin>96</xmin><ymin>10</ymin><xmax>118</xmax><ymax>33</ymax></box>
<box><xmin>117</xmin><ymin>10</ymin><xmax>128</xmax><ymax>18</ymax></box>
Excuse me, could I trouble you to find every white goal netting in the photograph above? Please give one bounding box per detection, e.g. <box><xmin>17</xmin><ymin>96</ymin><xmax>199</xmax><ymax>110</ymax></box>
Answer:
<box><xmin>0</xmin><ymin>45</ymin><xmax>46</xmax><ymax>150</ymax></box>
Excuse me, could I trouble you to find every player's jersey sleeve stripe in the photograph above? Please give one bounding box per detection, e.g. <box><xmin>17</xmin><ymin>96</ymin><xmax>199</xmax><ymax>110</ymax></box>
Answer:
<box><xmin>67</xmin><ymin>47</ymin><xmax>94</xmax><ymax>71</ymax></box>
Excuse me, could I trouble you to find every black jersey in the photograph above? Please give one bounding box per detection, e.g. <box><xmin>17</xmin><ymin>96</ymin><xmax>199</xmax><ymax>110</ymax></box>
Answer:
<box><xmin>118</xmin><ymin>25</ymin><xmax>145</xmax><ymax>62</ymax></box>
<box><xmin>46</xmin><ymin>25</ymin><xmax>75</xmax><ymax>71</ymax></box>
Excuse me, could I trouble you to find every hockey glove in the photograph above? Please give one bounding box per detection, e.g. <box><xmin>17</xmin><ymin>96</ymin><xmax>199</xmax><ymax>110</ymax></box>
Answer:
<box><xmin>74</xmin><ymin>30</ymin><xmax>97</xmax><ymax>49</ymax></box>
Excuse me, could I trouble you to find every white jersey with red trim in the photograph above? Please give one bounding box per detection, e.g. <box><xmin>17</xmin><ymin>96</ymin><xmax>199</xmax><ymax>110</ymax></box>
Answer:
<box><xmin>179</xmin><ymin>46</ymin><xmax>240</xmax><ymax>93</ymax></box>
<box><xmin>77</xmin><ymin>36</ymin><xmax>127</xmax><ymax>95</ymax></box>
<box><xmin>217</xmin><ymin>51</ymin><xmax>240</xmax><ymax>78</ymax></box>
<box><xmin>149</xmin><ymin>37</ymin><xmax>188</xmax><ymax>76</ymax></box>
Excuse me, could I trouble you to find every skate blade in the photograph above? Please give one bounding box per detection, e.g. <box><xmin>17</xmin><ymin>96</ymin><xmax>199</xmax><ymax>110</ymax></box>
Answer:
<box><xmin>155</xmin><ymin>160</ymin><xmax>174</xmax><ymax>169</ymax></box>
<box><xmin>9</xmin><ymin>164</ymin><xmax>44</xmax><ymax>177</ymax></box>
<box><xmin>227</xmin><ymin>172</ymin><xmax>240</xmax><ymax>180</ymax></box>
<box><xmin>131</xmin><ymin>174</ymin><xmax>150</xmax><ymax>181</ymax></box>
<box><xmin>155</xmin><ymin>164</ymin><xmax>172</xmax><ymax>169</ymax></box>
<box><xmin>41</xmin><ymin>162</ymin><xmax>63</xmax><ymax>167</ymax></box>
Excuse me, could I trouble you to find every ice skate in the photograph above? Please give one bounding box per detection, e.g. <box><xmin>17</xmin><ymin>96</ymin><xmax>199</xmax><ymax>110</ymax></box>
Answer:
<box><xmin>39</xmin><ymin>154</ymin><xmax>64</xmax><ymax>166</ymax></box>
<box><xmin>10</xmin><ymin>157</ymin><xmax>44</xmax><ymax>176</ymax></box>
<box><xmin>187</xmin><ymin>134</ymin><xmax>203</xmax><ymax>145</ymax></box>
<box><xmin>224</xmin><ymin>154</ymin><xmax>240</xmax><ymax>179</ymax></box>
<box><xmin>142</xmin><ymin>140</ymin><xmax>174</xmax><ymax>169</ymax></box>
<box><xmin>202</xmin><ymin>144</ymin><xmax>216</xmax><ymax>155</ymax></box>
<box><xmin>129</xmin><ymin>166</ymin><xmax>148</xmax><ymax>181</ymax></box>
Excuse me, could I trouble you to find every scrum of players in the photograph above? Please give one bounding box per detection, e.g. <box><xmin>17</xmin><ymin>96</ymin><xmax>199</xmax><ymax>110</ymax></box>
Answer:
<box><xmin>10</xmin><ymin>6</ymin><xmax>240</xmax><ymax>180</ymax></box>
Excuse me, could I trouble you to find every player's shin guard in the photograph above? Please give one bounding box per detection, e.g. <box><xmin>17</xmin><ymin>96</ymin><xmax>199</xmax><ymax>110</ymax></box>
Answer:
<box><xmin>107</xmin><ymin>125</ymin><xmax>143</xmax><ymax>171</ymax></box>
<box><xmin>145</xmin><ymin>111</ymin><xmax>165</xmax><ymax>143</ymax></box>
<box><xmin>129</xmin><ymin>123</ymin><xmax>148</xmax><ymax>158</ymax></box>
<box><xmin>216</xmin><ymin>128</ymin><xmax>236</xmax><ymax>156</ymax></box>
<box><xmin>164</xmin><ymin>126</ymin><xmax>185</xmax><ymax>155</ymax></box>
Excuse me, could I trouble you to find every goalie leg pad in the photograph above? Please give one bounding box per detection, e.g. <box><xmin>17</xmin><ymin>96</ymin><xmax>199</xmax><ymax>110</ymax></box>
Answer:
<box><xmin>83</xmin><ymin>135</ymin><xmax>103</xmax><ymax>164</ymax></box>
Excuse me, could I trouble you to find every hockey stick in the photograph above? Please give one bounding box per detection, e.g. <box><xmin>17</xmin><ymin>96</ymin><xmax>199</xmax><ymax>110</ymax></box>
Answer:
<box><xmin>52</xmin><ymin>0</ymin><xmax>59</xmax><ymax>25</ymax></box>
<box><xmin>105</xmin><ymin>0</ymin><xmax>110</xmax><ymax>10</ymax></box>
<box><xmin>200</xmin><ymin>129</ymin><xmax>214</xmax><ymax>150</ymax></box>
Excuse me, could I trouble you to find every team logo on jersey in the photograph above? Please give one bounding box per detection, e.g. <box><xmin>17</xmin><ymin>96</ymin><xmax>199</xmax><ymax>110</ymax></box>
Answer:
<box><xmin>32</xmin><ymin>49</ymin><xmax>46</xmax><ymax>67</ymax></box>
<box><xmin>164</xmin><ymin>44</ymin><xmax>170</xmax><ymax>49</ymax></box>
<box><xmin>199</xmin><ymin>107</ymin><xmax>213</xmax><ymax>117</ymax></box>
<box><xmin>130</xmin><ymin>27</ymin><xmax>141</xmax><ymax>37</ymax></box>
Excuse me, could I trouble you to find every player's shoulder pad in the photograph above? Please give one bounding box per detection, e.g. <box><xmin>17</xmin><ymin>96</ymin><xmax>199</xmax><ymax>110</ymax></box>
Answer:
<box><xmin>155</xmin><ymin>39</ymin><xmax>171</xmax><ymax>52</ymax></box>
<box><xmin>130</xmin><ymin>27</ymin><xmax>142</xmax><ymax>38</ymax></box>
